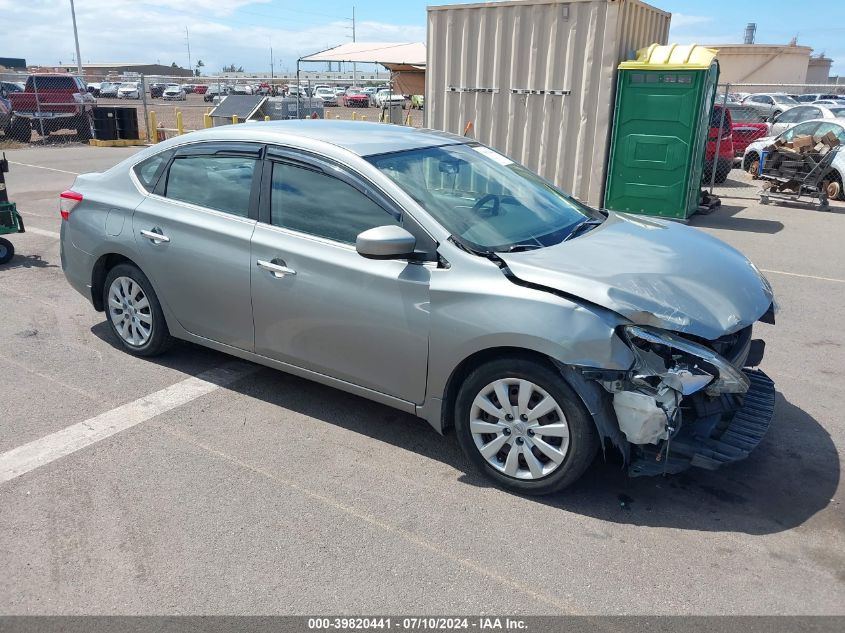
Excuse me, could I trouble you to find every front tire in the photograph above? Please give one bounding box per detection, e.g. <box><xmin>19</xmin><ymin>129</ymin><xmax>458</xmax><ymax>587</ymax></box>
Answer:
<box><xmin>0</xmin><ymin>238</ymin><xmax>14</xmax><ymax>265</ymax></box>
<box><xmin>454</xmin><ymin>358</ymin><xmax>599</xmax><ymax>495</ymax></box>
<box><xmin>103</xmin><ymin>263</ymin><xmax>173</xmax><ymax>357</ymax></box>
<box><xmin>10</xmin><ymin>117</ymin><xmax>31</xmax><ymax>143</ymax></box>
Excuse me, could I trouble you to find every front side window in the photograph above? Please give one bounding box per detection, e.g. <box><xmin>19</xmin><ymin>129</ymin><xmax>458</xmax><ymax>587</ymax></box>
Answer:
<box><xmin>368</xmin><ymin>143</ymin><xmax>598</xmax><ymax>252</ymax></box>
<box><xmin>269</xmin><ymin>162</ymin><xmax>399</xmax><ymax>244</ymax></box>
<box><xmin>775</xmin><ymin>108</ymin><xmax>800</xmax><ymax>123</ymax></box>
<box><xmin>164</xmin><ymin>155</ymin><xmax>257</xmax><ymax>217</ymax></box>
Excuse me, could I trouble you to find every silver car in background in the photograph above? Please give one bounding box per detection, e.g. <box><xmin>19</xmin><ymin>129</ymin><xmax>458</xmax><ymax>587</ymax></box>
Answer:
<box><xmin>59</xmin><ymin>121</ymin><xmax>776</xmax><ymax>494</ymax></box>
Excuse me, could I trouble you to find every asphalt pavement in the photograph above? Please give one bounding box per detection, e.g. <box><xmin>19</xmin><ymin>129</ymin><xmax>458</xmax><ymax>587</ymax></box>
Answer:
<box><xmin>0</xmin><ymin>144</ymin><xmax>842</xmax><ymax>615</ymax></box>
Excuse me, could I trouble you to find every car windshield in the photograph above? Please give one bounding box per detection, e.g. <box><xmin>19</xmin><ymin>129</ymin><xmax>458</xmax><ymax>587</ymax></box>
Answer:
<box><xmin>727</xmin><ymin>107</ymin><xmax>766</xmax><ymax>123</ymax></box>
<box><xmin>830</xmin><ymin>107</ymin><xmax>845</xmax><ymax>117</ymax></box>
<box><xmin>773</xmin><ymin>95</ymin><xmax>798</xmax><ymax>104</ymax></box>
<box><xmin>368</xmin><ymin>143</ymin><xmax>600</xmax><ymax>252</ymax></box>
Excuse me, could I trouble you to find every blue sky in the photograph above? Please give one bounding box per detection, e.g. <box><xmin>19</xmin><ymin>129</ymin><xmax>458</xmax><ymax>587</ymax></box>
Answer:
<box><xmin>3</xmin><ymin>0</ymin><xmax>844</xmax><ymax>75</ymax></box>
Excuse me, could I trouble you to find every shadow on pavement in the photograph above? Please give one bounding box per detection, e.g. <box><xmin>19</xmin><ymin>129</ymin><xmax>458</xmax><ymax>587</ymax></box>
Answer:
<box><xmin>120</xmin><ymin>332</ymin><xmax>838</xmax><ymax>537</ymax></box>
<box><xmin>691</xmin><ymin>204</ymin><xmax>785</xmax><ymax>234</ymax></box>
<box><xmin>0</xmin><ymin>253</ymin><xmax>59</xmax><ymax>270</ymax></box>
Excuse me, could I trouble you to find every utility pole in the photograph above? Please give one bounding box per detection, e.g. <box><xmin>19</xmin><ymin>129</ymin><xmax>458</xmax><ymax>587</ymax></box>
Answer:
<box><xmin>69</xmin><ymin>0</ymin><xmax>83</xmax><ymax>75</ymax></box>
<box><xmin>185</xmin><ymin>26</ymin><xmax>192</xmax><ymax>76</ymax></box>
<box><xmin>352</xmin><ymin>6</ymin><xmax>357</xmax><ymax>87</ymax></box>
<box><xmin>270</xmin><ymin>44</ymin><xmax>274</xmax><ymax>80</ymax></box>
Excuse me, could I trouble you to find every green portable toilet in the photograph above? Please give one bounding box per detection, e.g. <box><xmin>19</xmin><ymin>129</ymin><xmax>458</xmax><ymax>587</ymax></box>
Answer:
<box><xmin>604</xmin><ymin>44</ymin><xmax>719</xmax><ymax>219</ymax></box>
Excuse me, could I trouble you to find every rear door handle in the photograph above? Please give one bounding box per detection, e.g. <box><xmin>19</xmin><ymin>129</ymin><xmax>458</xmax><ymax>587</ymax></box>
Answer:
<box><xmin>140</xmin><ymin>228</ymin><xmax>170</xmax><ymax>243</ymax></box>
<box><xmin>257</xmin><ymin>259</ymin><xmax>296</xmax><ymax>278</ymax></box>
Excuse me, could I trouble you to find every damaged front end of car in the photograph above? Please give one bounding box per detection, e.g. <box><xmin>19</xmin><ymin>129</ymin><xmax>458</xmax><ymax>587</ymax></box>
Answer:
<box><xmin>565</xmin><ymin>311</ymin><xmax>776</xmax><ymax>478</ymax></box>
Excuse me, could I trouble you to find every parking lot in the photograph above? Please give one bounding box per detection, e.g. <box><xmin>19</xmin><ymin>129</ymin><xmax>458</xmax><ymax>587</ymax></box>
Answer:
<box><xmin>0</xmin><ymin>143</ymin><xmax>843</xmax><ymax>614</ymax></box>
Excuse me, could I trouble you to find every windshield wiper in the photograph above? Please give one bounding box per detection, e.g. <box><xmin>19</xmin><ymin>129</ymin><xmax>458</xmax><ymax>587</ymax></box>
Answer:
<box><xmin>505</xmin><ymin>244</ymin><xmax>543</xmax><ymax>252</ymax></box>
<box><xmin>562</xmin><ymin>218</ymin><xmax>604</xmax><ymax>242</ymax></box>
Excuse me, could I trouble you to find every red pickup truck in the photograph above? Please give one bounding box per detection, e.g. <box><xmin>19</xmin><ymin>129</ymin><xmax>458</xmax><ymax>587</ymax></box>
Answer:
<box><xmin>8</xmin><ymin>74</ymin><xmax>96</xmax><ymax>143</ymax></box>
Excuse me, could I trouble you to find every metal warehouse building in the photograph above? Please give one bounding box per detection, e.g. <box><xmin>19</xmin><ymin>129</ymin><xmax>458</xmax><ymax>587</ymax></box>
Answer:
<box><xmin>425</xmin><ymin>0</ymin><xmax>671</xmax><ymax>207</ymax></box>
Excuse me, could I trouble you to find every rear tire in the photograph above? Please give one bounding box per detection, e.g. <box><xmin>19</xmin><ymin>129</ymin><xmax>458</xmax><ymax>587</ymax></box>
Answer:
<box><xmin>103</xmin><ymin>263</ymin><xmax>173</xmax><ymax>357</ymax></box>
<box><xmin>454</xmin><ymin>357</ymin><xmax>599</xmax><ymax>495</ymax></box>
<box><xmin>10</xmin><ymin>117</ymin><xmax>31</xmax><ymax>143</ymax></box>
<box><xmin>0</xmin><ymin>238</ymin><xmax>14</xmax><ymax>265</ymax></box>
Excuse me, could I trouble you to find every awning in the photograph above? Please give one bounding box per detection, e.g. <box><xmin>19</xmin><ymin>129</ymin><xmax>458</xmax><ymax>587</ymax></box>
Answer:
<box><xmin>299</xmin><ymin>42</ymin><xmax>426</xmax><ymax>66</ymax></box>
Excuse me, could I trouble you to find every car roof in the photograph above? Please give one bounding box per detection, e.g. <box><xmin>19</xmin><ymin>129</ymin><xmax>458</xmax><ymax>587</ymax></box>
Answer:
<box><xmin>163</xmin><ymin>120</ymin><xmax>468</xmax><ymax>157</ymax></box>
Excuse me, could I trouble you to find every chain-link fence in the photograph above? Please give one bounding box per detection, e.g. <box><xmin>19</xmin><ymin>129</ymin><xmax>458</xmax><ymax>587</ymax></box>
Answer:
<box><xmin>0</xmin><ymin>71</ymin><xmax>425</xmax><ymax>146</ymax></box>
<box><xmin>707</xmin><ymin>83</ymin><xmax>845</xmax><ymax>208</ymax></box>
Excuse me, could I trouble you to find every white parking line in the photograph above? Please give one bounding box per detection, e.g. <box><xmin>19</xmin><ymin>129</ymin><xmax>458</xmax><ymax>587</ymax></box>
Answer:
<box><xmin>8</xmin><ymin>161</ymin><xmax>79</xmax><ymax>175</ymax></box>
<box><xmin>0</xmin><ymin>361</ymin><xmax>259</xmax><ymax>484</ymax></box>
<box><xmin>761</xmin><ymin>269</ymin><xmax>845</xmax><ymax>284</ymax></box>
<box><xmin>23</xmin><ymin>226</ymin><xmax>61</xmax><ymax>239</ymax></box>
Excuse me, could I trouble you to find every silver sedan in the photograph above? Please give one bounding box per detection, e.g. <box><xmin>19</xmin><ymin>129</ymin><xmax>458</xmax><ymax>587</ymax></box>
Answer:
<box><xmin>59</xmin><ymin>121</ymin><xmax>776</xmax><ymax>494</ymax></box>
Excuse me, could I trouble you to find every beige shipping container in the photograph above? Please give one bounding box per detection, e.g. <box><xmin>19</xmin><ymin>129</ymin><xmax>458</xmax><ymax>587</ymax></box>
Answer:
<box><xmin>426</xmin><ymin>0</ymin><xmax>671</xmax><ymax>206</ymax></box>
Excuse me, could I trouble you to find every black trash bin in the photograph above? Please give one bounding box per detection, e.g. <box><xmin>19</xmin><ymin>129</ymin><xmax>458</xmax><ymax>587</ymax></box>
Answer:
<box><xmin>92</xmin><ymin>107</ymin><xmax>117</xmax><ymax>141</ymax></box>
<box><xmin>115</xmin><ymin>107</ymin><xmax>139</xmax><ymax>140</ymax></box>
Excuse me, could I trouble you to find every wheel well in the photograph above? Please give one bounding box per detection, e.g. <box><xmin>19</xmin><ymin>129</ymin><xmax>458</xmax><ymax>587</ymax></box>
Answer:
<box><xmin>743</xmin><ymin>151</ymin><xmax>759</xmax><ymax>170</ymax></box>
<box><xmin>440</xmin><ymin>347</ymin><xmax>556</xmax><ymax>432</ymax></box>
<box><xmin>90</xmin><ymin>253</ymin><xmax>135</xmax><ymax>311</ymax></box>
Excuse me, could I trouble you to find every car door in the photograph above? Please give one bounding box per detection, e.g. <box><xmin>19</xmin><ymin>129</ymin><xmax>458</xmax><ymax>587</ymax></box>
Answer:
<box><xmin>250</xmin><ymin>148</ymin><xmax>434</xmax><ymax>404</ymax></box>
<box><xmin>132</xmin><ymin>142</ymin><xmax>262</xmax><ymax>350</ymax></box>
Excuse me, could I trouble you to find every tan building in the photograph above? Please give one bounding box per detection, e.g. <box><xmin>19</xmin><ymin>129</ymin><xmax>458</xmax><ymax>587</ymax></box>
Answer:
<box><xmin>705</xmin><ymin>42</ymin><xmax>812</xmax><ymax>86</ymax></box>
<box><xmin>807</xmin><ymin>54</ymin><xmax>833</xmax><ymax>85</ymax></box>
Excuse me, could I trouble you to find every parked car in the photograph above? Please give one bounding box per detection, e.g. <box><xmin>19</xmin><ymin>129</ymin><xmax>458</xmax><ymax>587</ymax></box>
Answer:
<box><xmin>796</xmin><ymin>93</ymin><xmax>840</xmax><ymax>103</ymax></box>
<box><xmin>703</xmin><ymin>104</ymin><xmax>735</xmax><ymax>184</ymax></box>
<box><xmin>86</xmin><ymin>82</ymin><xmax>102</xmax><ymax>97</ymax></box>
<box><xmin>193</xmin><ymin>84</ymin><xmax>209</xmax><ymax>95</ymax></box>
<box><xmin>98</xmin><ymin>82</ymin><xmax>120</xmax><ymax>98</ymax></box>
<box><xmin>7</xmin><ymin>73</ymin><xmax>95</xmax><ymax>142</ymax></box>
<box><xmin>203</xmin><ymin>85</ymin><xmax>230</xmax><ymax>102</ymax></box>
<box><xmin>725</xmin><ymin>103</ymin><xmax>769</xmax><ymax>156</ymax></box>
<box><xmin>0</xmin><ymin>81</ymin><xmax>24</xmax><ymax>97</ymax></box>
<box><xmin>334</xmin><ymin>87</ymin><xmax>346</xmax><ymax>97</ymax></box>
<box><xmin>162</xmin><ymin>85</ymin><xmax>186</xmax><ymax>101</ymax></box>
<box><xmin>767</xmin><ymin>104</ymin><xmax>845</xmax><ymax>137</ymax></box>
<box><xmin>811</xmin><ymin>99</ymin><xmax>845</xmax><ymax>107</ymax></box>
<box><xmin>0</xmin><ymin>97</ymin><xmax>11</xmax><ymax>137</ymax></box>
<box><xmin>410</xmin><ymin>95</ymin><xmax>424</xmax><ymax>110</ymax></box>
<box><xmin>742</xmin><ymin>118</ymin><xmax>845</xmax><ymax>199</ymax></box>
<box><xmin>149</xmin><ymin>83</ymin><xmax>167</xmax><ymax>99</ymax></box>
<box><xmin>342</xmin><ymin>88</ymin><xmax>369</xmax><ymax>108</ymax></box>
<box><xmin>59</xmin><ymin>121</ymin><xmax>776</xmax><ymax>494</ymax></box>
<box><xmin>740</xmin><ymin>93</ymin><xmax>799</xmax><ymax>118</ymax></box>
<box><xmin>117</xmin><ymin>82</ymin><xmax>141</xmax><ymax>100</ymax></box>
<box><xmin>313</xmin><ymin>87</ymin><xmax>338</xmax><ymax>106</ymax></box>
<box><xmin>374</xmin><ymin>89</ymin><xmax>406</xmax><ymax>109</ymax></box>
<box><xmin>232</xmin><ymin>84</ymin><xmax>254</xmax><ymax>95</ymax></box>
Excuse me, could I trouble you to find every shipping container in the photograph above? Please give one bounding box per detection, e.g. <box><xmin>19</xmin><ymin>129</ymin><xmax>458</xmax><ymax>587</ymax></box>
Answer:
<box><xmin>426</xmin><ymin>0</ymin><xmax>671</xmax><ymax>206</ymax></box>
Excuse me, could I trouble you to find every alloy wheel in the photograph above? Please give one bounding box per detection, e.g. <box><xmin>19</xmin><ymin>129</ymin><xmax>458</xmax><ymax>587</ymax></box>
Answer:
<box><xmin>108</xmin><ymin>276</ymin><xmax>153</xmax><ymax>347</ymax></box>
<box><xmin>469</xmin><ymin>378</ymin><xmax>570</xmax><ymax>480</ymax></box>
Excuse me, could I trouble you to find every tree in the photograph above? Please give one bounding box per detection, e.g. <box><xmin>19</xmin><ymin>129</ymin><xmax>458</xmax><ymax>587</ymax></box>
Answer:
<box><xmin>195</xmin><ymin>59</ymin><xmax>205</xmax><ymax>77</ymax></box>
<box><xmin>222</xmin><ymin>64</ymin><xmax>245</xmax><ymax>73</ymax></box>
<box><xmin>170</xmin><ymin>62</ymin><xmax>178</xmax><ymax>69</ymax></box>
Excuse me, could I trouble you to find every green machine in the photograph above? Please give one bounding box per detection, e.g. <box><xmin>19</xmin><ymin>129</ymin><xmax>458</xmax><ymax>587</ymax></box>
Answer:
<box><xmin>0</xmin><ymin>153</ymin><xmax>25</xmax><ymax>265</ymax></box>
<box><xmin>604</xmin><ymin>44</ymin><xmax>719</xmax><ymax>219</ymax></box>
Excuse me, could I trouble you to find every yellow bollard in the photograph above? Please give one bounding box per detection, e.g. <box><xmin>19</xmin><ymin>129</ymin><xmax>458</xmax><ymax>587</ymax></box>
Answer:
<box><xmin>404</xmin><ymin>113</ymin><xmax>412</xmax><ymax>126</ymax></box>
<box><xmin>176</xmin><ymin>111</ymin><xmax>184</xmax><ymax>136</ymax></box>
<box><xmin>264</xmin><ymin>115</ymin><xmax>270</xmax><ymax>122</ymax></box>
<box><xmin>149</xmin><ymin>111</ymin><xmax>158</xmax><ymax>143</ymax></box>
<box><xmin>352</xmin><ymin>112</ymin><xmax>357</xmax><ymax>121</ymax></box>
<box><xmin>232</xmin><ymin>115</ymin><xmax>238</xmax><ymax>125</ymax></box>
<box><xmin>203</xmin><ymin>113</ymin><xmax>212</xmax><ymax>129</ymax></box>
<box><xmin>361</xmin><ymin>115</ymin><xmax>367</xmax><ymax>121</ymax></box>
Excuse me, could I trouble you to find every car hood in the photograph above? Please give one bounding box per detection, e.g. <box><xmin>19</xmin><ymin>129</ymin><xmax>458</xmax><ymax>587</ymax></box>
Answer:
<box><xmin>498</xmin><ymin>212</ymin><xmax>774</xmax><ymax>340</ymax></box>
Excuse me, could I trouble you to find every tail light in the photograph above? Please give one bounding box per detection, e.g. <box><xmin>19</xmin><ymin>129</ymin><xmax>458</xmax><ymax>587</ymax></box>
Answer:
<box><xmin>59</xmin><ymin>190</ymin><xmax>83</xmax><ymax>221</ymax></box>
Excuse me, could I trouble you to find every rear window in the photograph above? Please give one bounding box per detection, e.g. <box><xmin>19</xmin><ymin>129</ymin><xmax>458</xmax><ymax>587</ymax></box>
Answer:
<box><xmin>710</xmin><ymin>105</ymin><xmax>732</xmax><ymax>131</ymax></box>
<box><xmin>26</xmin><ymin>76</ymin><xmax>78</xmax><ymax>91</ymax></box>
<box><xmin>727</xmin><ymin>106</ymin><xmax>766</xmax><ymax>123</ymax></box>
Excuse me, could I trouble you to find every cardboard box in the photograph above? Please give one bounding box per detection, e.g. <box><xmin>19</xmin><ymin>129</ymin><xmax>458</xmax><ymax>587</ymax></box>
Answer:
<box><xmin>792</xmin><ymin>135</ymin><xmax>814</xmax><ymax>151</ymax></box>
<box><xmin>822</xmin><ymin>131</ymin><xmax>840</xmax><ymax>147</ymax></box>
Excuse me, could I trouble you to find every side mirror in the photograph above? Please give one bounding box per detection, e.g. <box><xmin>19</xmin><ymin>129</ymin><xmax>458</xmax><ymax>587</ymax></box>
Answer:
<box><xmin>356</xmin><ymin>225</ymin><xmax>417</xmax><ymax>260</ymax></box>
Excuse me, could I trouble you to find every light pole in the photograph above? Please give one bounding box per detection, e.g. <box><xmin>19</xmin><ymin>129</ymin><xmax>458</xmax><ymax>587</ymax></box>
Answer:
<box><xmin>69</xmin><ymin>0</ymin><xmax>83</xmax><ymax>75</ymax></box>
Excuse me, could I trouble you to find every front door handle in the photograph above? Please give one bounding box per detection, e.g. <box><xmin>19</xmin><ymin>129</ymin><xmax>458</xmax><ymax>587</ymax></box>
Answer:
<box><xmin>257</xmin><ymin>259</ymin><xmax>296</xmax><ymax>278</ymax></box>
<box><xmin>140</xmin><ymin>228</ymin><xmax>170</xmax><ymax>244</ymax></box>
